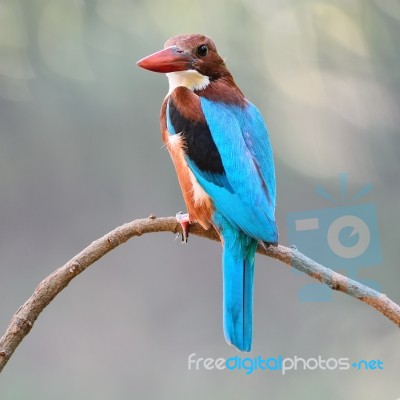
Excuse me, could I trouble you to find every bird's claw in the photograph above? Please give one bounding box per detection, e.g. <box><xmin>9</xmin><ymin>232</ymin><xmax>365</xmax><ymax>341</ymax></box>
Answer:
<box><xmin>176</xmin><ymin>212</ymin><xmax>190</xmax><ymax>243</ymax></box>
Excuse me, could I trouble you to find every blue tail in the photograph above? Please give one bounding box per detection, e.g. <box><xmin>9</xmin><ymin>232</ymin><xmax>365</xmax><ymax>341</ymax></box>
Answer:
<box><xmin>220</xmin><ymin>221</ymin><xmax>258</xmax><ymax>352</ymax></box>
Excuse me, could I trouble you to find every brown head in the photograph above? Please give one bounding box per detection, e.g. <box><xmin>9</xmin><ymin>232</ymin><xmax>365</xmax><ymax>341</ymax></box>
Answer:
<box><xmin>137</xmin><ymin>34</ymin><xmax>243</xmax><ymax>104</ymax></box>
<box><xmin>137</xmin><ymin>34</ymin><xmax>230</xmax><ymax>81</ymax></box>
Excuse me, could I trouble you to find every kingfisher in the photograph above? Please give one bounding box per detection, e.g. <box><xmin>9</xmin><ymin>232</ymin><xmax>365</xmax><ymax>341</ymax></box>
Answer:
<box><xmin>137</xmin><ymin>34</ymin><xmax>278</xmax><ymax>352</ymax></box>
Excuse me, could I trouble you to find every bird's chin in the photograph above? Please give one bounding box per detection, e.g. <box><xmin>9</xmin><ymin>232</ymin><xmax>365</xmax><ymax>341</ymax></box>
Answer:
<box><xmin>166</xmin><ymin>70</ymin><xmax>210</xmax><ymax>94</ymax></box>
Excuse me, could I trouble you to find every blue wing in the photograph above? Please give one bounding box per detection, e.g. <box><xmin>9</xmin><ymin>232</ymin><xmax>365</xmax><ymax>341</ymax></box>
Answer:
<box><xmin>165</xmin><ymin>93</ymin><xmax>277</xmax><ymax>351</ymax></box>
<box><xmin>187</xmin><ymin>98</ymin><xmax>278</xmax><ymax>243</ymax></box>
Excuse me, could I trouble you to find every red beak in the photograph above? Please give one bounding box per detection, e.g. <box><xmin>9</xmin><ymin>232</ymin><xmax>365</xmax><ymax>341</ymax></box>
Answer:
<box><xmin>137</xmin><ymin>46</ymin><xmax>193</xmax><ymax>73</ymax></box>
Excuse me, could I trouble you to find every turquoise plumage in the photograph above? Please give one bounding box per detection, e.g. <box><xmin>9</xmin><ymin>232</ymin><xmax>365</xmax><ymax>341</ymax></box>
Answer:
<box><xmin>137</xmin><ymin>34</ymin><xmax>278</xmax><ymax>351</ymax></box>
<box><xmin>184</xmin><ymin>99</ymin><xmax>277</xmax><ymax>351</ymax></box>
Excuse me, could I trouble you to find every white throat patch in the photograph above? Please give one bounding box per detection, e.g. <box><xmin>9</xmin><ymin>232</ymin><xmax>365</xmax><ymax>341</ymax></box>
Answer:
<box><xmin>166</xmin><ymin>70</ymin><xmax>210</xmax><ymax>95</ymax></box>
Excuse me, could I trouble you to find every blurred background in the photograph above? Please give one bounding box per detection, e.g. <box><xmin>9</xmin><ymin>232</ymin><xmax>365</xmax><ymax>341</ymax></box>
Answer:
<box><xmin>0</xmin><ymin>0</ymin><xmax>399</xmax><ymax>398</ymax></box>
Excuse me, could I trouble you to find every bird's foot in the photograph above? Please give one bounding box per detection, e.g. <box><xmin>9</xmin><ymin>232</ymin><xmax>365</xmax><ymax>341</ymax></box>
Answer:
<box><xmin>176</xmin><ymin>212</ymin><xmax>190</xmax><ymax>243</ymax></box>
<box><xmin>259</xmin><ymin>240</ymin><xmax>279</xmax><ymax>250</ymax></box>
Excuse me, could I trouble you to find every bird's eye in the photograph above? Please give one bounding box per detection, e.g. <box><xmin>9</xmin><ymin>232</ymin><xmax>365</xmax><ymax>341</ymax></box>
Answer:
<box><xmin>197</xmin><ymin>44</ymin><xmax>208</xmax><ymax>57</ymax></box>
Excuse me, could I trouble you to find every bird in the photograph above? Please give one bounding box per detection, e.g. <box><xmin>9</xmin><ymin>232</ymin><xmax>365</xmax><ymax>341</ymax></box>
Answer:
<box><xmin>137</xmin><ymin>34</ymin><xmax>278</xmax><ymax>352</ymax></box>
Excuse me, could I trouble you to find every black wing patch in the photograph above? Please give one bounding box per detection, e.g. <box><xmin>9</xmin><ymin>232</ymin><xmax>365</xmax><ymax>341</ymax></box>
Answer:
<box><xmin>168</xmin><ymin>98</ymin><xmax>225</xmax><ymax>175</ymax></box>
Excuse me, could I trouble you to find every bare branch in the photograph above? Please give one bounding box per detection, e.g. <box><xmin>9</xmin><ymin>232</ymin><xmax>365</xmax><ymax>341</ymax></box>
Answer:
<box><xmin>0</xmin><ymin>215</ymin><xmax>399</xmax><ymax>372</ymax></box>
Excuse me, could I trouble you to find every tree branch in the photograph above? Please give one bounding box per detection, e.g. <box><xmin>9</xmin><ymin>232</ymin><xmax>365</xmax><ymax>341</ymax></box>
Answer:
<box><xmin>0</xmin><ymin>215</ymin><xmax>399</xmax><ymax>372</ymax></box>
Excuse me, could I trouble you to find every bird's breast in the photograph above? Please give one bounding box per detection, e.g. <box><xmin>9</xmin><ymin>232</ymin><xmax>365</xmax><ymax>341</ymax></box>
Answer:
<box><xmin>167</xmin><ymin>132</ymin><xmax>210</xmax><ymax>207</ymax></box>
<box><xmin>160</xmin><ymin>97</ymin><xmax>214</xmax><ymax>228</ymax></box>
